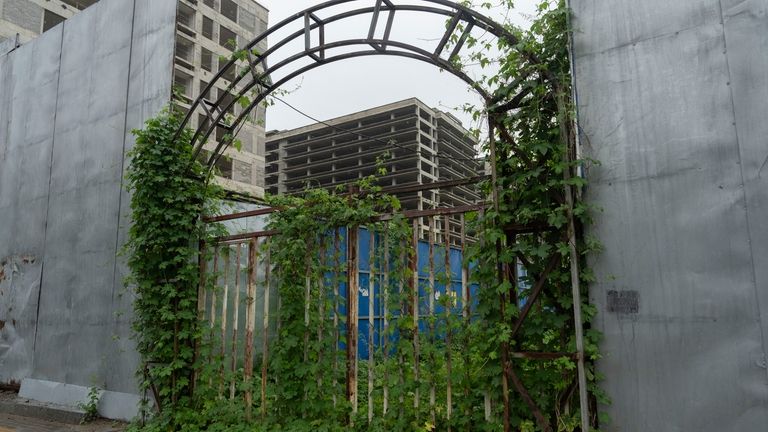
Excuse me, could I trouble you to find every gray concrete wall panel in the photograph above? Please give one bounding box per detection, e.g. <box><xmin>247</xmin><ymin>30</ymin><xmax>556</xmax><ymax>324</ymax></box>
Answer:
<box><xmin>0</xmin><ymin>0</ymin><xmax>175</xmax><ymax>397</ymax></box>
<box><xmin>109</xmin><ymin>0</ymin><xmax>177</xmax><ymax>394</ymax></box>
<box><xmin>33</xmin><ymin>0</ymin><xmax>136</xmax><ymax>389</ymax></box>
<box><xmin>572</xmin><ymin>0</ymin><xmax>768</xmax><ymax>430</ymax></box>
<box><xmin>721</xmin><ymin>0</ymin><xmax>768</xmax><ymax>384</ymax></box>
<box><xmin>0</xmin><ymin>26</ymin><xmax>63</xmax><ymax>386</ymax></box>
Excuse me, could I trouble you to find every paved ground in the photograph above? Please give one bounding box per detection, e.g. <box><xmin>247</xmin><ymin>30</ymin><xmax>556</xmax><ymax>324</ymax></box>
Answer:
<box><xmin>0</xmin><ymin>413</ymin><xmax>125</xmax><ymax>432</ymax></box>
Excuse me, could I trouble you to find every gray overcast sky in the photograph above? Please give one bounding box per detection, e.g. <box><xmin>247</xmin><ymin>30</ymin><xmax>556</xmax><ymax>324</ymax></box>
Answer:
<box><xmin>256</xmin><ymin>1</ymin><xmax>539</xmax><ymax>133</ymax></box>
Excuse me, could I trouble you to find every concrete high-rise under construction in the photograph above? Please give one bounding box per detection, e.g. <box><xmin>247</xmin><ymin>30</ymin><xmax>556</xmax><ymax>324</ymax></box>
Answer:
<box><xmin>266</xmin><ymin>98</ymin><xmax>483</xmax><ymax>207</ymax></box>
<box><xmin>0</xmin><ymin>0</ymin><xmax>269</xmax><ymax>196</ymax></box>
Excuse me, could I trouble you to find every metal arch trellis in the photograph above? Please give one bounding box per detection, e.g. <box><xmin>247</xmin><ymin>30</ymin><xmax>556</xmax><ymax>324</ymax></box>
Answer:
<box><xmin>180</xmin><ymin>1</ymin><xmax>590</xmax><ymax>431</ymax></box>
<box><xmin>174</xmin><ymin>0</ymin><xmax>545</xmax><ymax>172</ymax></box>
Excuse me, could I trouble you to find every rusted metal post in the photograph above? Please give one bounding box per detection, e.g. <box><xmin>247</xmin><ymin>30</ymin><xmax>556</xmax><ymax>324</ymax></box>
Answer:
<box><xmin>207</xmin><ymin>246</ymin><xmax>219</xmax><ymax>388</ymax></box>
<box><xmin>489</xmin><ymin>118</ymin><xmax>511</xmax><ymax>432</ymax></box>
<box><xmin>210</xmin><ymin>245</ymin><xmax>219</xmax><ymax>332</ymax></box>
<box><xmin>443</xmin><ymin>217</ymin><xmax>453</xmax><ymax>429</ymax></box>
<box><xmin>261</xmin><ymin>240</ymin><xmax>271</xmax><ymax>418</ymax></box>
<box><xmin>460</xmin><ymin>214</ymin><xmax>471</xmax><ymax>418</ymax></box>
<box><xmin>333</xmin><ymin>229</ymin><xmax>341</xmax><ymax>406</ymax></box>
<box><xmin>304</xmin><ymin>247</ymin><xmax>312</xmax><ymax>400</ymax></box>
<box><xmin>368</xmin><ymin>228</ymin><xmax>375</xmax><ymax>423</ymax></box>
<box><xmin>219</xmin><ymin>247</ymin><xmax>230</xmax><ymax>397</ymax></box>
<box><xmin>194</xmin><ymin>240</ymin><xmax>207</xmax><ymax>394</ymax></box>
<box><xmin>347</xmin><ymin>226</ymin><xmax>359</xmax><ymax>415</ymax></box>
<box><xmin>230</xmin><ymin>243</ymin><xmax>241</xmax><ymax>400</ymax></box>
<box><xmin>382</xmin><ymin>225</ymin><xmax>390</xmax><ymax>416</ymax></box>
<box><xmin>500</xmin><ymin>293</ymin><xmax>511</xmax><ymax>432</ymax></box>
<box><xmin>559</xmin><ymin>91</ymin><xmax>591</xmax><ymax>432</ymax></box>
<box><xmin>479</xmin><ymin>210</ymin><xmax>492</xmax><ymax>422</ymax></box>
<box><xmin>398</xmin><ymin>239</ymin><xmax>407</xmax><ymax>411</ymax></box>
<box><xmin>244</xmin><ymin>238</ymin><xmax>258</xmax><ymax>420</ymax></box>
<box><xmin>410</xmin><ymin>218</ymin><xmax>420</xmax><ymax>416</ymax></box>
<box><xmin>317</xmin><ymin>239</ymin><xmax>326</xmax><ymax>393</ymax></box>
<box><xmin>428</xmin><ymin>216</ymin><xmax>436</xmax><ymax>422</ymax></box>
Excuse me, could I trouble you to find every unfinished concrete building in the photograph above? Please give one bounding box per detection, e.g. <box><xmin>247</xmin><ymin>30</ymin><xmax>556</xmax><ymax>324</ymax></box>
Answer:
<box><xmin>266</xmin><ymin>98</ymin><xmax>483</xmax><ymax>238</ymax></box>
<box><xmin>0</xmin><ymin>0</ymin><xmax>269</xmax><ymax>197</ymax></box>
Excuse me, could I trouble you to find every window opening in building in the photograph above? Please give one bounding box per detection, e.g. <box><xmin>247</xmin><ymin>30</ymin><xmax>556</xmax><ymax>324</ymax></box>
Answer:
<box><xmin>219</xmin><ymin>25</ymin><xmax>237</xmax><ymax>50</ymax></box>
<box><xmin>60</xmin><ymin>0</ymin><xmax>98</xmax><ymax>10</ymax></box>
<box><xmin>220</xmin><ymin>0</ymin><xmax>238</xmax><ymax>23</ymax></box>
<box><xmin>202</xmin><ymin>16</ymin><xmax>214</xmax><ymax>40</ymax></box>
<box><xmin>42</xmin><ymin>10</ymin><xmax>65</xmax><ymax>32</ymax></box>
<box><xmin>201</xmin><ymin>47</ymin><xmax>215</xmax><ymax>72</ymax></box>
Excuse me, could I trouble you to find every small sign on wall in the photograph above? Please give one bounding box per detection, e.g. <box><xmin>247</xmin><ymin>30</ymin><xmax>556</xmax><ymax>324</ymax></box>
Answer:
<box><xmin>607</xmin><ymin>290</ymin><xmax>639</xmax><ymax>314</ymax></box>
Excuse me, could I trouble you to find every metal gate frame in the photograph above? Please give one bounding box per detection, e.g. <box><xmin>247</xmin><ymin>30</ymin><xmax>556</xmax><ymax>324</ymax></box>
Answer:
<box><xmin>177</xmin><ymin>1</ymin><xmax>589</xmax><ymax>430</ymax></box>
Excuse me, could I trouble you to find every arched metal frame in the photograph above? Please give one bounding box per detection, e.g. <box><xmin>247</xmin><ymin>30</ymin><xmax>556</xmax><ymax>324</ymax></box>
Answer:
<box><xmin>177</xmin><ymin>2</ymin><xmax>589</xmax><ymax>431</ymax></box>
<box><xmin>174</xmin><ymin>0</ymin><xmax>541</xmax><ymax>171</ymax></box>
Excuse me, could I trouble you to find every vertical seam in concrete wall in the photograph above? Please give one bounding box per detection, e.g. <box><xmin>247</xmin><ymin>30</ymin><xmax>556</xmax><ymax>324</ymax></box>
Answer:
<box><xmin>716</xmin><ymin>0</ymin><xmax>768</xmax><ymax>381</ymax></box>
<box><xmin>110</xmin><ymin>0</ymin><xmax>137</xmax><ymax>339</ymax></box>
<box><xmin>33</xmin><ymin>24</ymin><xmax>65</xmax><ymax>354</ymax></box>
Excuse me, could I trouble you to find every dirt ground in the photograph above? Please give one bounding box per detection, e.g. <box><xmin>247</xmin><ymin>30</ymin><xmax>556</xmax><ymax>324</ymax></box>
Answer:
<box><xmin>0</xmin><ymin>391</ymin><xmax>127</xmax><ymax>432</ymax></box>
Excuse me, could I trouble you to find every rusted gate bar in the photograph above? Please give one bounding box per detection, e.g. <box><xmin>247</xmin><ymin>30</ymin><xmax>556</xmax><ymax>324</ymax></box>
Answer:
<box><xmin>317</xmin><ymin>239</ymin><xmax>326</xmax><ymax>393</ymax></box>
<box><xmin>230</xmin><ymin>243</ymin><xmax>241</xmax><ymax>400</ymax></box>
<box><xmin>303</xmin><ymin>248</ymin><xmax>311</xmax><ymax>400</ymax></box>
<box><xmin>382</xmin><ymin>225</ymin><xmax>390</xmax><ymax>415</ymax></box>
<box><xmin>202</xmin><ymin>177</ymin><xmax>489</xmax><ymax>224</ymax></box>
<box><xmin>244</xmin><ymin>238</ymin><xmax>258</xmax><ymax>420</ymax></box>
<box><xmin>219</xmin><ymin>247</ymin><xmax>230</xmax><ymax>397</ymax></box>
<box><xmin>194</xmin><ymin>240</ymin><xmax>207</xmax><ymax>394</ymax></box>
<box><xmin>398</xmin><ymin>238</ymin><xmax>406</xmax><ymax>410</ymax></box>
<box><xmin>333</xmin><ymin>229</ymin><xmax>341</xmax><ymax>406</ymax></box>
<box><xmin>347</xmin><ymin>226</ymin><xmax>359</xmax><ymax>415</ymax></box>
<box><xmin>261</xmin><ymin>240</ymin><xmax>271</xmax><ymax>418</ymax></box>
<box><xmin>208</xmin><ymin>246</ymin><xmax>220</xmax><ymax>388</ymax></box>
<box><xmin>214</xmin><ymin>206</ymin><xmax>486</xmax><ymax>246</ymax></box>
<box><xmin>500</xmin><ymin>252</ymin><xmax>511</xmax><ymax>432</ymax></box>
<box><xmin>209</xmin><ymin>246</ymin><xmax>219</xmax><ymax>331</ymax></box>
<box><xmin>410</xmin><ymin>218</ymin><xmax>420</xmax><ymax>415</ymax></box>
<box><xmin>443</xmin><ymin>216</ymin><xmax>453</xmax><ymax>428</ymax></box>
<box><xmin>428</xmin><ymin>216</ymin><xmax>436</xmax><ymax>422</ymax></box>
<box><xmin>368</xmin><ymin>228</ymin><xmax>375</xmax><ymax>423</ymax></box>
<box><xmin>460</xmin><ymin>214</ymin><xmax>471</xmax><ymax>418</ymax></box>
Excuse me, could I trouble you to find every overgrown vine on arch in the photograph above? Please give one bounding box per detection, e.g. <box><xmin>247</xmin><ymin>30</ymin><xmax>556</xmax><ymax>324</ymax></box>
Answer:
<box><xmin>458</xmin><ymin>0</ymin><xmax>607</xmax><ymax>430</ymax></box>
<box><xmin>124</xmin><ymin>1</ymin><xmax>606</xmax><ymax>431</ymax></box>
<box><xmin>124</xmin><ymin>106</ymin><xmax>225</xmax><ymax>428</ymax></box>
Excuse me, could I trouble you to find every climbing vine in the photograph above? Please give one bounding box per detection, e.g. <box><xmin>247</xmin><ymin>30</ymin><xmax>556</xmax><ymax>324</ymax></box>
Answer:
<box><xmin>461</xmin><ymin>0</ymin><xmax>607</xmax><ymax>429</ymax></box>
<box><xmin>124</xmin><ymin>106</ymin><xmax>224</xmax><ymax>427</ymax></box>
<box><xmin>126</xmin><ymin>1</ymin><xmax>604</xmax><ymax>431</ymax></box>
<box><xmin>262</xmin><ymin>175</ymin><xmax>413</xmax><ymax>431</ymax></box>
